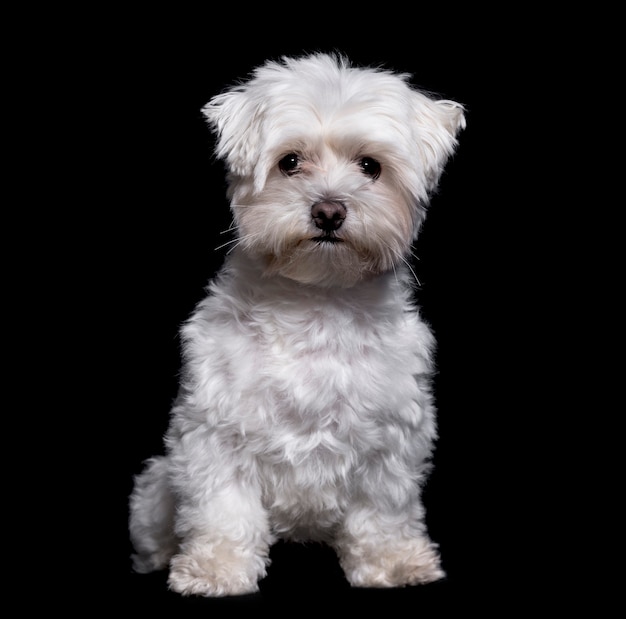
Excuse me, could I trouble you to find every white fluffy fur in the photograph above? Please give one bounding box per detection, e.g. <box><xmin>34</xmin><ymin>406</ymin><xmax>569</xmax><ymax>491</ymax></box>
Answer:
<box><xmin>129</xmin><ymin>52</ymin><xmax>465</xmax><ymax>597</ymax></box>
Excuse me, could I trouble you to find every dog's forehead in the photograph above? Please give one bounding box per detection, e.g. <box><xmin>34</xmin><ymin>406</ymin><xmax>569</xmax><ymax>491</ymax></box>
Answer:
<box><xmin>256</xmin><ymin>68</ymin><xmax>412</xmax><ymax>115</ymax></box>
<box><xmin>244</xmin><ymin>63</ymin><xmax>420</xmax><ymax>147</ymax></box>
<box><xmin>261</xmin><ymin>101</ymin><xmax>415</xmax><ymax>161</ymax></box>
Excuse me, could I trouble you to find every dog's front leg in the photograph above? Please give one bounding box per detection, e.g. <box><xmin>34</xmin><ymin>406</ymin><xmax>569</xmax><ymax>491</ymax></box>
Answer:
<box><xmin>167</xmin><ymin>446</ymin><xmax>273</xmax><ymax>597</ymax></box>
<box><xmin>335</xmin><ymin>500</ymin><xmax>445</xmax><ymax>589</ymax></box>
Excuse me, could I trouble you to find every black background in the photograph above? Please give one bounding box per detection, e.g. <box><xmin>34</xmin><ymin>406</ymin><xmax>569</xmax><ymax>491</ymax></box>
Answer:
<box><xmin>63</xmin><ymin>10</ymin><xmax>570</xmax><ymax>614</ymax></box>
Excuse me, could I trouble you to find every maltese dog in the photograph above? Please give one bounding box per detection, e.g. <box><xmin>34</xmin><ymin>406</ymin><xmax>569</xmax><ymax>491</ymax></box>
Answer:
<box><xmin>129</xmin><ymin>52</ymin><xmax>465</xmax><ymax>597</ymax></box>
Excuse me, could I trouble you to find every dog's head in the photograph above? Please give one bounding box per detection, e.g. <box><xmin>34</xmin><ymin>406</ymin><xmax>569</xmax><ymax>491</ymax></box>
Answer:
<box><xmin>203</xmin><ymin>53</ymin><xmax>465</xmax><ymax>287</ymax></box>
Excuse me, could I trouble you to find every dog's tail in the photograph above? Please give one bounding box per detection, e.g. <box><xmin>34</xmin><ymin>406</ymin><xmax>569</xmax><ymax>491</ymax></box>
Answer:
<box><xmin>129</xmin><ymin>456</ymin><xmax>178</xmax><ymax>573</ymax></box>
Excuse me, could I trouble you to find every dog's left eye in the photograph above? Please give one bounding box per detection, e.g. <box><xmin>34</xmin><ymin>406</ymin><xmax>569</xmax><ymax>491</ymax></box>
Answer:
<box><xmin>359</xmin><ymin>157</ymin><xmax>381</xmax><ymax>180</ymax></box>
<box><xmin>278</xmin><ymin>153</ymin><xmax>301</xmax><ymax>175</ymax></box>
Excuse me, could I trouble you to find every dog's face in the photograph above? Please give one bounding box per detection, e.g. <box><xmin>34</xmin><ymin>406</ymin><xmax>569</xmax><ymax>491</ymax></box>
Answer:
<box><xmin>203</xmin><ymin>53</ymin><xmax>465</xmax><ymax>287</ymax></box>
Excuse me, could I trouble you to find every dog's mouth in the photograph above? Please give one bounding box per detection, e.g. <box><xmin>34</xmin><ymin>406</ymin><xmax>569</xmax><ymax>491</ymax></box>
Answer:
<box><xmin>312</xmin><ymin>234</ymin><xmax>343</xmax><ymax>244</ymax></box>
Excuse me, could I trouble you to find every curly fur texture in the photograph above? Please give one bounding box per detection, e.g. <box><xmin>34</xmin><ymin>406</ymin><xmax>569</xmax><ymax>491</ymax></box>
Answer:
<box><xmin>129</xmin><ymin>52</ymin><xmax>465</xmax><ymax>597</ymax></box>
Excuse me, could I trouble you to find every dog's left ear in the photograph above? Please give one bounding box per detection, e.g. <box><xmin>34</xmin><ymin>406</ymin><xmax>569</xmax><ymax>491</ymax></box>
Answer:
<box><xmin>412</xmin><ymin>92</ymin><xmax>466</xmax><ymax>193</ymax></box>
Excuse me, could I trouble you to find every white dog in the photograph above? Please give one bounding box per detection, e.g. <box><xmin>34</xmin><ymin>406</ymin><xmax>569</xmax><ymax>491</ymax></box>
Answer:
<box><xmin>129</xmin><ymin>52</ymin><xmax>465</xmax><ymax>597</ymax></box>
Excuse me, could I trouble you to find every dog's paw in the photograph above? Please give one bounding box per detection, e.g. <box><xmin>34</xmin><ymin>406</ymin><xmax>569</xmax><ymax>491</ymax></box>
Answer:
<box><xmin>167</xmin><ymin>540</ymin><xmax>267</xmax><ymax>597</ymax></box>
<box><xmin>339</xmin><ymin>536</ymin><xmax>445</xmax><ymax>588</ymax></box>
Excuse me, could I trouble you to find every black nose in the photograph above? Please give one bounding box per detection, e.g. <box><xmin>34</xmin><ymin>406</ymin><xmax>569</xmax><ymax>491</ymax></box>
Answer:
<box><xmin>311</xmin><ymin>201</ymin><xmax>346</xmax><ymax>232</ymax></box>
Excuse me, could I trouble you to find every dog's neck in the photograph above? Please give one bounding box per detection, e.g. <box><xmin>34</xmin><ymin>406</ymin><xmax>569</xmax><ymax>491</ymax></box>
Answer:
<box><xmin>216</xmin><ymin>248</ymin><xmax>417</xmax><ymax>309</ymax></box>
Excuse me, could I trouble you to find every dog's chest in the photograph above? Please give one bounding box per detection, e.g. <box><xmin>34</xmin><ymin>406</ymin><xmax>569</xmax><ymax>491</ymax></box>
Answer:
<box><xmin>249</xmin><ymin>296</ymin><xmax>404</xmax><ymax>404</ymax></box>
<box><xmin>187</xmin><ymin>276</ymin><xmax>430</xmax><ymax>448</ymax></box>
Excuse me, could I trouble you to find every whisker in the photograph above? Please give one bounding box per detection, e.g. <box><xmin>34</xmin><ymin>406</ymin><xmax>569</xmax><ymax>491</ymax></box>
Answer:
<box><xmin>215</xmin><ymin>230</ymin><xmax>264</xmax><ymax>255</ymax></box>
<box><xmin>220</xmin><ymin>223</ymin><xmax>238</xmax><ymax>235</ymax></box>
<box><xmin>409</xmin><ymin>243</ymin><xmax>420</xmax><ymax>259</ymax></box>
<box><xmin>376</xmin><ymin>233</ymin><xmax>421</xmax><ymax>288</ymax></box>
<box><xmin>214</xmin><ymin>236</ymin><xmax>240</xmax><ymax>252</ymax></box>
<box><xmin>366</xmin><ymin>224</ymin><xmax>422</xmax><ymax>289</ymax></box>
<box><xmin>399</xmin><ymin>253</ymin><xmax>421</xmax><ymax>288</ymax></box>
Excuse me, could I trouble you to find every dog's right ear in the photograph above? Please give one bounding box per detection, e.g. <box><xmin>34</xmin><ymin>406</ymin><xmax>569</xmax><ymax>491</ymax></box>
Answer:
<box><xmin>202</xmin><ymin>87</ymin><xmax>264</xmax><ymax>182</ymax></box>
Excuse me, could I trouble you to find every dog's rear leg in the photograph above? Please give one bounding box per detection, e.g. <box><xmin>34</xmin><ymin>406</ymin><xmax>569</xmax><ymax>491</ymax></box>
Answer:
<box><xmin>129</xmin><ymin>456</ymin><xmax>178</xmax><ymax>573</ymax></box>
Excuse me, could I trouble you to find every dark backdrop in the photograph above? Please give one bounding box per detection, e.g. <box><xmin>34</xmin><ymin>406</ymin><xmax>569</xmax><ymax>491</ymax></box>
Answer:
<box><xmin>93</xmin><ymin>13</ymin><xmax>541</xmax><ymax>615</ymax></box>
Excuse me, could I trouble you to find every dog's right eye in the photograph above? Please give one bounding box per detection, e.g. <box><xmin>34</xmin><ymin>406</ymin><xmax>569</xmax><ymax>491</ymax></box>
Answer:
<box><xmin>278</xmin><ymin>153</ymin><xmax>300</xmax><ymax>175</ymax></box>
